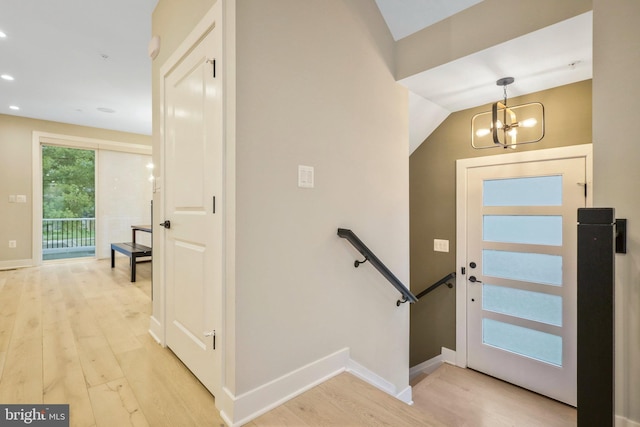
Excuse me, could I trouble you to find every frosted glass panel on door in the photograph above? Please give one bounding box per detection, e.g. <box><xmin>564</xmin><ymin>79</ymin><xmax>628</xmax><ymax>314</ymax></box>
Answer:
<box><xmin>483</xmin><ymin>284</ymin><xmax>562</xmax><ymax>326</ymax></box>
<box><xmin>484</xmin><ymin>215</ymin><xmax>562</xmax><ymax>246</ymax></box>
<box><xmin>483</xmin><ymin>318</ymin><xmax>562</xmax><ymax>366</ymax></box>
<box><xmin>483</xmin><ymin>176</ymin><xmax>562</xmax><ymax>206</ymax></box>
<box><xmin>483</xmin><ymin>250</ymin><xmax>563</xmax><ymax>286</ymax></box>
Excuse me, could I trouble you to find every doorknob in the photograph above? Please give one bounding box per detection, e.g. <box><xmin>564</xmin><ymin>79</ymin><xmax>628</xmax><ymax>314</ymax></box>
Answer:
<box><xmin>469</xmin><ymin>276</ymin><xmax>482</xmax><ymax>283</ymax></box>
<box><xmin>159</xmin><ymin>220</ymin><xmax>171</xmax><ymax>229</ymax></box>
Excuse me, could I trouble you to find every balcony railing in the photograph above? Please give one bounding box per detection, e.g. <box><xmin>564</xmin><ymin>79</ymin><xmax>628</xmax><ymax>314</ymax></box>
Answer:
<box><xmin>42</xmin><ymin>218</ymin><xmax>96</xmax><ymax>260</ymax></box>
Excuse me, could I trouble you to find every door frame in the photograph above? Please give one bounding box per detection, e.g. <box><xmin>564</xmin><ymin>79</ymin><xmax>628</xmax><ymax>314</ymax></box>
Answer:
<box><xmin>31</xmin><ymin>131</ymin><xmax>151</xmax><ymax>266</ymax></box>
<box><xmin>454</xmin><ymin>144</ymin><xmax>593</xmax><ymax>368</ymax></box>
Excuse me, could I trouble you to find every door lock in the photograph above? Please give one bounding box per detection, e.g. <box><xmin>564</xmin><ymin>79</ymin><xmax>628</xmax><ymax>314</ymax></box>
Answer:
<box><xmin>159</xmin><ymin>220</ymin><xmax>171</xmax><ymax>229</ymax></box>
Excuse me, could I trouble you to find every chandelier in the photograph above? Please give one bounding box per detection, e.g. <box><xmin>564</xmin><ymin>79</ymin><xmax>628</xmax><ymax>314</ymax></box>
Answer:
<box><xmin>471</xmin><ymin>77</ymin><xmax>545</xmax><ymax>149</ymax></box>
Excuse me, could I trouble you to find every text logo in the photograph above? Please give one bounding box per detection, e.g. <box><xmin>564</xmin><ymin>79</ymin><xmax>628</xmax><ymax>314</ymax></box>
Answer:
<box><xmin>0</xmin><ymin>405</ymin><xmax>68</xmax><ymax>426</ymax></box>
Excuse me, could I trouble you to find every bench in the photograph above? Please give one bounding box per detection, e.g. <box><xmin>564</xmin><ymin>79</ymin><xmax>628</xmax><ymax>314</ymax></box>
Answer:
<box><xmin>111</xmin><ymin>242</ymin><xmax>152</xmax><ymax>282</ymax></box>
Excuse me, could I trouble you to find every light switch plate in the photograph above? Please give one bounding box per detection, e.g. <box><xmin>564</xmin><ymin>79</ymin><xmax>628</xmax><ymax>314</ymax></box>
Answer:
<box><xmin>298</xmin><ymin>165</ymin><xmax>314</xmax><ymax>188</ymax></box>
<box><xmin>16</xmin><ymin>195</ymin><xmax>27</xmax><ymax>203</ymax></box>
<box><xmin>8</xmin><ymin>195</ymin><xmax>16</xmax><ymax>203</ymax></box>
<box><xmin>434</xmin><ymin>239</ymin><xmax>449</xmax><ymax>253</ymax></box>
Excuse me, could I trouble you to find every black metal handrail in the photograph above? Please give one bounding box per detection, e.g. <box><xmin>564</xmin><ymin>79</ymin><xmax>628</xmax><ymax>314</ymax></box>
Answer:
<box><xmin>415</xmin><ymin>272</ymin><xmax>456</xmax><ymax>300</ymax></box>
<box><xmin>337</xmin><ymin>228</ymin><xmax>418</xmax><ymax>306</ymax></box>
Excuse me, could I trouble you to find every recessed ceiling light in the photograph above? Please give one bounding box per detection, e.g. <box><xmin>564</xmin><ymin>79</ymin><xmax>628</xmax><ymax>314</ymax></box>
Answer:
<box><xmin>0</xmin><ymin>31</ymin><xmax>6</xmax><ymax>38</ymax></box>
<box><xmin>9</xmin><ymin>105</ymin><xmax>20</xmax><ymax>110</ymax></box>
<box><xmin>1</xmin><ymin>74</ymin><xmax>15</xmax><ymax>81</ymax></box>
<box><xmin>97</xmin><ymin>107</ymin><xmax>116</xmax><ymax>113</ymax></box>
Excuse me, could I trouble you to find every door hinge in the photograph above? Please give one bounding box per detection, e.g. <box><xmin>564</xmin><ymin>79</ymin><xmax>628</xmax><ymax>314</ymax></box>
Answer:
<box><xmin>206</xmin><ymin>58</ymin><xmax>216</xmax><ymax>78</ymax></box>
<box><xmin>578</xmin><ymin>182</ymin><xmax>587</xmax><ymax>198</ymax></box>
<box><xmin>204</xmin><ymin>330</ymin><xmax>216</xmax><ymax>349</ymax></box>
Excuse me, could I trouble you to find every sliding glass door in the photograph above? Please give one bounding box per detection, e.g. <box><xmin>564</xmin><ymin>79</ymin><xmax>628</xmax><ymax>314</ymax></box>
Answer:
<box><xmin>42</xmin><ymin>145</ymin><xmax>96</xmax><ymax>261</ymax></box>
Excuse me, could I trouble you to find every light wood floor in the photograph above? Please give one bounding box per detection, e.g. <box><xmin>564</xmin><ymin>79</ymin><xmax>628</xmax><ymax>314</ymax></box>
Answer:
<box><xmin>0</xmin><ymin>258</ymin><xmax>224</xmax><ymax>427</ymax></box>
<box><xmin>0</xmin><ymin>259</ymin><xmax>576</xmax><ymax>426</ymax></box>
<box><xmin>250</xmin><ymin>365</ymin><xmax>576</xmax><ymax>427</ymax></box>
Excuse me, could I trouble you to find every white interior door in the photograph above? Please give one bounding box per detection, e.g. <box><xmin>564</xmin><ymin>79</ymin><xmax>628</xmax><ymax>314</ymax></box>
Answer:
<box><xmin>163</xmin><ymin>26</ymin><xmax>222</xmax><ymax>396</ymax></box>
<box><xmin>466</xmin><ymin>157</ymin><xmax>586</xmax><ymax>406</ymax></box>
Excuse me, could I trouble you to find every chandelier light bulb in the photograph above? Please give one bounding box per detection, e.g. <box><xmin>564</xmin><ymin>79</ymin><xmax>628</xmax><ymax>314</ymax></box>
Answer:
<box><xmin>520</xmin><ymin>118</ymin><xmax>537</xmax><ymax>128</ymax></box>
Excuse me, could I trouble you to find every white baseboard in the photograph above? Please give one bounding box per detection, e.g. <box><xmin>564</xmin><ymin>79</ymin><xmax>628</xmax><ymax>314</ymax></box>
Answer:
<box><xmin>148</xmin><ymin>316</ymin><xmax>163</xmax><ymax>345</ymax></box>
<box><xmin>220</xmin><ymin>348</ymin><xmax>349</xmax><ymax>426</ymax></box>
<box><xmin>441</xmin><ymin>347</ymin><xmax>456</xmax><ymax>365</ymax></box>
<box><xmin>0</xmin><ymin>259</ymin><xmax>33</xmax><ymax>270</ymax></box>
<box><xmin>347</xmin><ymin>358</ymin><xmax>412</xmax><ymax>404</ymax></box>
<box><xmin>617</xmin><ymin>415</ymin><xmax>640</xmax><ymax>427</ymax></box>
<box><xmin>409</xmin><ymin>354</ymin><xmax>442</xmax><ymax>381</ymax></box>
<box><xmin>219</xmin><ymin>348</ymin><xmax>414</xmax><ymax>426</ymax></box>
<box><xmin>410</xmin><ymin>347</ymin><xmax>456</xmax><ymax>382</ymax></box>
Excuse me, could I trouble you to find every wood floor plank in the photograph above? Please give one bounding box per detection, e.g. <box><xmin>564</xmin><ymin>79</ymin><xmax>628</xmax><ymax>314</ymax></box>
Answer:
<box><xmin>0</xmin><ymin>335</ymin><xmax>43</xmax><ymax>403</ymax></box>
<box><xmin>116</xmin><ymin>333</ymin><xmax>223</xmax><ymax>427</ymax></box>
<box><xmin>0</xmin><ymin>269</ymin><xmax>43</xmax><ymax>404</ymax></box>
<box><xmin>0</xmin><ymin>271</ymin><xmax>22</xmax><ymax>354</ymax></box>
<box><xmin>88</xmin><ymin>378</ymin><xmax>148</xmax><ymax>427</ymax></box>
<box><xmin>43</xmin><ymin>317</ymin><xmax>96</xmax><ymax>427</ymax></box>
<box><xmin>412</xmin><ymin>363</ymin><xmax>576</xmax><ymax>427</ymax></box>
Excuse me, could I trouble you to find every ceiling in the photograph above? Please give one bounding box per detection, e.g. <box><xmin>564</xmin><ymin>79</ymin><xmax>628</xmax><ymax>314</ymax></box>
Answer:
<box><xmin>0</xmin><ymin>1</ymin><xmax>592</xmax><ymax>145</ymax></box>
<box><xmin>0</xmin><ymin>0</ymin><xmax>156</xmax><ymax>135</ymax></box>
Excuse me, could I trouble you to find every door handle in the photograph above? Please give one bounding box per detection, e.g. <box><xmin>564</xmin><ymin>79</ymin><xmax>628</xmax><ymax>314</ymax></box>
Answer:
<box><xmin>469</xmin><ymin>276</ymin><xmax>482</xmax><ymax>283</ymax></box>
<box><xmin>159</xmin><ymin>220</ymin><xmax>171</xmax><ymax>229</ymax></box>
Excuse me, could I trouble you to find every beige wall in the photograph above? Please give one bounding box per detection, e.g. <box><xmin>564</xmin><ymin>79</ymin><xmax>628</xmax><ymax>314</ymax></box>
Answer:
<box><xmin>0</xmin><ymin>114</ymin><xmax>150</xmax><ymax>266</ymax></box>
<box><xmin>593</xmin><ymin>0</ymin><xmax>640</xmax><ymax>422</ymax></box>
<box><xmin>234</xmin><ymin>0</ymin><xmax>408</xmax><ymax>394</ymax></box>
<box><xmin>409</xmin><ymin>81</ymin><xmax>592</xmax><ymax>365</ymax></box>
<box><xmin>152</xmin><ymin>0</ymin><xmax>411</xmax><ymax>421</ymax></box>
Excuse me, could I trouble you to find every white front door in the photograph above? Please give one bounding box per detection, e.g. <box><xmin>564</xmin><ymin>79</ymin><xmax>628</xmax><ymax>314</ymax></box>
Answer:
<box><xmin>465</xmin><ymin>156</ymin><xmax>586</xmax><ymax>406</ymax></box>
<box><xmin>163</xmin><ymin>25</ymin><xmax>222</xmax><ymax>395</ymax></box>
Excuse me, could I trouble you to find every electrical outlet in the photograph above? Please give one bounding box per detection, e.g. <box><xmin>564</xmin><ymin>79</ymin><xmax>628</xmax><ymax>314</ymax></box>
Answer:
<box><xmin>433</xmin><ymin>239</ymin><xmax>449</xmax><ymax>253</ymax></box>
<box><xmin>8</xmin><ymin>240</ymin><xmax>17</xmax><ymax>248</ymax></box>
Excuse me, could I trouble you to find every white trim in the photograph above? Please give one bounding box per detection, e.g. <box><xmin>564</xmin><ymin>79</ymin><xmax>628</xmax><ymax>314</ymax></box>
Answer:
<box><xmin>31</xmin><ymin>131</ymin><xmax>152</xmax><ymax>267</ymax></box>
<box><xmin>441</xmin><ymin>347</ymin><xmax>456</xmax><ymax>365</ymax></box>
<box><xmin>347</xmin><ymin>358</ymin><xmax>412</xmax><ymax>404</ymax></box>
<box><xmin>36</xmin><ymin>132</ymin><xmax>151</xmax><ymax>155</ymax></box>
<box><xmin>617</xmin><ymin>416</ymin><xmax>640</xmax><ymax>427</ymax></box>
<box><xmin>217</xmin><ymin>348</ymin><xmax>413</xmax><ymax>426</ymax></box>
<box><xmin>396</xmin><ymin>386</ymin><xmax>414</xmax><ymax>406</ymax></box>
<box><xmin>409</xmin><ymin>347</ymin><xmax>456</xmax><ymax>382</ymax></box>
<box><xmin>219</xmin><ymin>348</ymin><xmax>349</xmax><ymax>426</ymax></box>
<box><xmin>455</xmin><ymin>144</ymin><xmax>593</xmax><ymax>368</ymax></box>
<box><xmin>0</xmin><ymin>259</ymin><xmax>33</xmax><ymax>270</ymax></box>
<box><xmin>410</xmin><ymin>354</ymin><xmax>442</xmax><ymax>381</ymax></box>
<box><xmin>148</xmin><ymin>316</ymin><xmax>163</xmax><ymax>345</ymax></box>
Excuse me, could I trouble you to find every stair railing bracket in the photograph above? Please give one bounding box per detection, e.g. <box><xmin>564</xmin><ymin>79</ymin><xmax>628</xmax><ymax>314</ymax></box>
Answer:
<box><xmin>354</xmin><ymin>257</ymin><xmax>368</xmax><ymax>268</ymax></box>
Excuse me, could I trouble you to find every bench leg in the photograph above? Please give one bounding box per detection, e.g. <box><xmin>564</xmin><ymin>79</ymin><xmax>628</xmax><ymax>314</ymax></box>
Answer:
<box><xmin>131</xmin><ymin>255</ymin><xmax>136</xmax><ymax>282</ymax></box>
<box><xmin>111</xmin><ymin>248</ymin><xmax>115</xmax><ymax>268</ymax></box>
